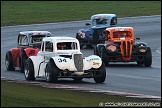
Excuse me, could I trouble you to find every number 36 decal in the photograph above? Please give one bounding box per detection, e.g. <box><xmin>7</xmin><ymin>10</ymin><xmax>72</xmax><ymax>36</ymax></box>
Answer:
<box><xmin>58</xmin><ymin>58</ymin><xmax>67</xmax><ymax>62</ymax></box>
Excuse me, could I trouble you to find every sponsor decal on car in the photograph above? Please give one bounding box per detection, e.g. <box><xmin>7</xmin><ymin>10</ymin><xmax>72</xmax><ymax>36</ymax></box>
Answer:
<box><xmin>139</xmin><ymin>49</ymin><xmax>146</xmax><ymax>52</ymax></box>
<box><xmin>87</xmin><ymin>58</ymin><xmax>99</xmax><ymax>62</ymax></box>
<box><xmin>107</xmin><ymin>45</ymin><xmax>116</xmax><ymax>52</ymax></box>
<box><xmin>93</xmin><ymin>62</ymin><xmax>100</xmax><ymax>66</ymax></box>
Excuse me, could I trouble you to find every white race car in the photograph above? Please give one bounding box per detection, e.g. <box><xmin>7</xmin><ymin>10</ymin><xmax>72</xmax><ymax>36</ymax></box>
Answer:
<box><xmin>24</xmin><ymin>36</ymin><xmax>106</xmax><ymax>83</ymax></box>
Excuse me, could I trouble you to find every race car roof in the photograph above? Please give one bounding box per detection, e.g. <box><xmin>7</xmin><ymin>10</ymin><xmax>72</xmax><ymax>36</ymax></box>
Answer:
<box><xmin>106</xmin><ymin>27</ymin><xmax>133</xmax><ymax>31</ymax></box>
<box><xmin>19</xmin><ymin>31</ymin><xmax>52</xmax><ymax>36</ymax></box>
<box><xmin>42</xmin><ymin>36</ymin><xmax>79</xmax><ymax>42</ymax></box>
<box><xmin>91</xmin><ymin>14</ymin><xmax>116</xmax><ymax>19</ymax></box>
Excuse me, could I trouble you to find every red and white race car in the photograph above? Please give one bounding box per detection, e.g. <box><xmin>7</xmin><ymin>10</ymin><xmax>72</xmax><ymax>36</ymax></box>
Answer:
<box><xmin>5</xmin><ymin>31</ymin><xmax>52</xmax><ymax>73</ymax></box>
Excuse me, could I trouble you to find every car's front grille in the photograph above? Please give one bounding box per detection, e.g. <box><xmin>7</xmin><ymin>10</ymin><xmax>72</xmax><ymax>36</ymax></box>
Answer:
<box><xmin>121</xmin><ymin>41</ymin><xmax>132</xmax><ymax>59</ymax></box>
<box><xmin>73</xmin><ymin>54</ymin><xmax>83</xmax><ymax>71</ymax></box>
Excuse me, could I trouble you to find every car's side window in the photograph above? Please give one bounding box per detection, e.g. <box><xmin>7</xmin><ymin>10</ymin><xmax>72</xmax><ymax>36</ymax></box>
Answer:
<box><xmin>45</xmin><ymin>41</ymin><xmax>53</xmax><ymax>52</ymax></box>
<box><xmin>110</xmin><ymin>17</ymin><xmax>117</xmax><ymax>25</ymax></box>
<box><xmin>17</xmin><ymin>35</ymin><xmax>21</xmax><ymax>45</ymax></box>
<box><xmin>21</xmin><ymin>35</ymin><xmax>28</xmax><ymax>45</ymax></box>
<box><xmin>71</xmin><ymin>42</ymin><xmax>78</xmax><ymax>50</ymax></box>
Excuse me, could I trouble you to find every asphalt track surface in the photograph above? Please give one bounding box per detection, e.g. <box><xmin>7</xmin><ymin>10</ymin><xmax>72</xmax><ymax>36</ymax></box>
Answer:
<box><xmin>1</xmin><ymin>15</ymin><xmax>161</xmax><ymax>99</ymax></box>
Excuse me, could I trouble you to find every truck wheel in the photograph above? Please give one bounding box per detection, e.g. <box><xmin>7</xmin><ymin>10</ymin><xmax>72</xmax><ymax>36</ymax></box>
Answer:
<box><xmin>24</xmin><ymin>59</ymin><xmax>35</xmax><ymax>81</ymax></box>
<box><xmin>101</xmin><ymin>47</ymin><xmax>109</xmax><ymax>66</ymax></box>
<box><xmin>45</xmin><ymin>60</ymin><xmax>60</xmax><ymax>83</ymax></box>
<box><xmin>94</xmin><ymin>46</ymin><xmax>99</xmax><ymax>56</ymax></box>
<box><xmin>5</xmin><ymin>51</ymin><xmax>15</xmax><ymax>71</ymax></box>
<box><xmin>144</xmin><ymin>47</ymin><xmax>152</xmax><ymax>67</ymax></box>
<box><xmin>19</xmin><ymin>52</ymin><xmax>28</xmax><ymax>73</ymax></box>
<box><xmin>93</xmin><ymin>62</ymin><xmax>106</xmax><ymax>83</ymax></box>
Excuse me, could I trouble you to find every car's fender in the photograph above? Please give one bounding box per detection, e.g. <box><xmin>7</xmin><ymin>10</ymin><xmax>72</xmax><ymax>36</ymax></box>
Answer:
<box><xmin>29</xmin><ymin>56</ymin><xmax>45</xmax><ymax>77</ymax></box>
<box><xmin>52</xmin><ymin>56</ymin><xmax>77</xmax><ymax>71</ymax></box>
<box><xmin>77</xmin><ymin>29</ymin><xmax>94</xmax><ymax>40</ymax></box>
<box><xmin>51</xmin><ymin>55</ymin><xmax>102</xmax><ymax>71</ymax></box>
<box><xmin>133</xmin><ymin>42</ymin><xmax>148</xmax><ymax>54</ymax></box>
<box><xmin>24</xmin><ymin>48</ymin><xmax>40</xmax><ymax>57</ymax></box>
<box><xmin>83</xmin><ymin>55</ymin><xmax>102</xmax><ymax>69</ymax></box>
<box><xmin>104</xmin><ymin>44</ymin><xmax>120</xmax><ymax>54</ymax></box>
<box><xmin>96</xmin><ymin>44</ymin><xmax>105</xmax><ymax>55</ymax></box>
<box><xmin>10</xmin><ymin>48</ymin><xmax>21</xmax><ymax>67</ymax></box>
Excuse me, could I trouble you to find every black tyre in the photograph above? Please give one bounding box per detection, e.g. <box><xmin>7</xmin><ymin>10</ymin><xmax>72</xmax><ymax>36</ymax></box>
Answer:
<box><xmin>5</xmin><ymin>51</ymin><xmax>15</xmax><ymax>71</ymax></box>
<box><xmin>101</xmin><ymin>47</ymin><xmax>109</xmax><ymax>66</ymax></box>
<box><xmin>94</xmin><ymin>46</ymin><xmax>100</xmax><ymax>56</ymax></box>
<box><xmin>144</xmin><ymin>47</ymin><xmax>152</xmax><ymax>67</ymax></box>
<box><xmin>45</xmin><ymin>60</ymin><xmax>60</xmax><ymax>83</ymax></box>
<box><xmin>94</xmin><ymin>62</ymin><xmax>106</xmax><ymax>83</ymax></box>
<box><xmin>24</xmin><ymin>59</ymin><xmax>35</xmax><ymax>81</ymax></box>
<box><xmin>80</xmin><ymin>44</ymin><xmax>83</xmax><ymax>49</ymax></box>
<box><xmin>19</xmin><ymin>52</ymin><xmax>28</xmax><ymax>73</ymax></box>
<box><xmin>137</xmin><ymin>61</ymin><xmax>144</xmax><ymax>66</ymax></box>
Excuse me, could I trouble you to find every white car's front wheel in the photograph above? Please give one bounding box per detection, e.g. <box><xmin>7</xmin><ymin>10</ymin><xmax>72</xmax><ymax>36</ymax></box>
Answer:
<box><xmin>93</xmin><ymin>62</ymin><xmax>106</xmax><ymax>83</ymax></box>
<box><xmin>45</xmin><ymin>60</ymin><xmax>60</xmax><ymax>83</ymax></box>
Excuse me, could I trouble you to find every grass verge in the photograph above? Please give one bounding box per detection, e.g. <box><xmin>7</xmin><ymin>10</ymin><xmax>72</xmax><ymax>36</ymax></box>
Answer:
<box><xmin>1</xmin><ymin>80</ymin><xmax>160</xmax><ymax>107</ymax></box>
<box><xmin>1</xmin><ymin>1</ymin><xmax>161</xmax><ymax>26</ymax></box>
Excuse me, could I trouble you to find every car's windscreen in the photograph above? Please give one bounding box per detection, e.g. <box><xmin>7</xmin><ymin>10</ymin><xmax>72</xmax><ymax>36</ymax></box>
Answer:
<box><xmin>92</xmin><ymin>19</ymin><xmax>108</xmax><ymax>26</ymax></box>
<box><xmin>113</xmin><ymin>31</ymin><xmax>132</xmax><ymax>38</ymax></box>
<box><xmin>30</xmin><ymin>35</ymin><xmax>46</xmax><ymax>44</ymax></box>
<box><xmin>57</xmin><ymin>42</ymin><xmax>78</xmax><ymax>50</ymax></box>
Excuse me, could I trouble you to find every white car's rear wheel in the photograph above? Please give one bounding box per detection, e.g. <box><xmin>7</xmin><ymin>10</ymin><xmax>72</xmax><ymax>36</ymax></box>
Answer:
<box><xmin>24</xmin><ymin>59</ymin><xmax>35</xmax><ymax>81</ymax></box>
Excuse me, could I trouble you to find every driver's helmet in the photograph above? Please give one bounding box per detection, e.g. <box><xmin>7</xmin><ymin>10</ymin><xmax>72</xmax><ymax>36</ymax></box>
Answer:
<box><xmin>32</xmin><ymin>37</ymin><xmax>42</xmax><ymax>43</ymax></box>
<box><xmin>99</xmin><ymin>19</ymin><xmax>108</xmax><ymax>24</ymax></box>
<box><xmin>103</xmin><ymin>19</ymin><xmax>108</xmax><ymax>24</ymax></box>
<box><xmin>57</xmin><ymin>42</ymin><xmax>66</xmax><ymax>50</ymax></box>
